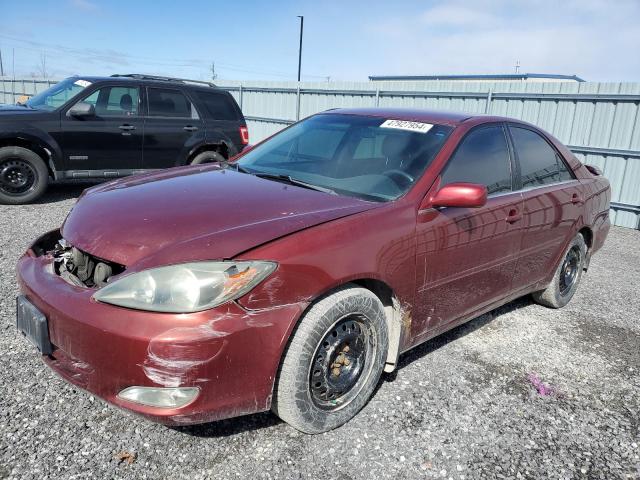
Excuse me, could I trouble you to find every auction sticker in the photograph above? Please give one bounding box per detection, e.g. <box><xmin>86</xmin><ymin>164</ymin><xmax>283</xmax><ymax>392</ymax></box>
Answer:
<box><xmin>73</xmin><ymin>79</ymin><xmax>92</xmax><ymax>88</ymax></box>
<box><xmin>380</xmin><ymin>119</ymin><xmax>433</xmax><ymax>133</ymax></box>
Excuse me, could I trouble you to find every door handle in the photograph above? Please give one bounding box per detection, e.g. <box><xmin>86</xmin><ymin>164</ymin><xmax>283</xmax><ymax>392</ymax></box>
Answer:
<box><xmin>183</xmin><ymin>125</ymin><xmax>199</xmax><ymax>132</ymax></box>
<box><xmin>571</xmin><ymin>193</ymin><xmax>583</xmax><ymax>204</ymax></box>
<box><xmin>506</xmin><ymin>208</ymin><xmax>522</xmax><ymax>224</ymax></box>
<box><xmin>119</xmin><ymin>124</ymin><xmax>136</xmax><ymax>131</ymax></box>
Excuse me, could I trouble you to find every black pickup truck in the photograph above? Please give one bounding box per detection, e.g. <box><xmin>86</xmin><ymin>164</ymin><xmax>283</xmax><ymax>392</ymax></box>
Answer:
<box><xmin>0</xmin><ymin>74</ymin><xmax>248</xmax><ymax>204</ymax></box>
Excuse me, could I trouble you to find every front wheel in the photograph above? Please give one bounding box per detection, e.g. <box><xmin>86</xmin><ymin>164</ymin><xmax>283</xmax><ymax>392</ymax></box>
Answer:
<box><xmin>272</xmin><ymin>285</ymin><xmax>388</xmax><ymax>433</ymax></box>
<box><xmin>0</xmin><ymin>146</ymin><xmax>49</xmax><ymax>205</ymax></box>
<box><xmin>532</xmin><ymin>233</ymin><xmax>587</xmax><ymax>308</ymax></box>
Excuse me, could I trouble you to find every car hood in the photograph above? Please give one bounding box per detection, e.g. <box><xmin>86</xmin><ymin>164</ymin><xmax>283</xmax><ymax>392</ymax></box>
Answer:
<box><xmin>61</xmin><ymin>166</ymin><xmax>379</xmax><ymax>268</ymax></box>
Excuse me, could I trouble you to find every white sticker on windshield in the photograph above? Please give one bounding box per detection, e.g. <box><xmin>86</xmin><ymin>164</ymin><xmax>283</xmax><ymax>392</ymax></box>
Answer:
<box><xmin>380</xmin><ymin>119</ymin><xmax>433</xmax><ymax>134</ymax></box>
<box><xmin>73</xmin><ymin>79</ymin><xmax>92</xmax><ymax>88</ymax></box>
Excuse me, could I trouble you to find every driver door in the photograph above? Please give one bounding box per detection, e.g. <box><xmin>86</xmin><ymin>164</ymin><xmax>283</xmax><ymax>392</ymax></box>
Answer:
<box><xmin>61</xmin><ymin>84</ymin><xmax>144</xmax><ymax>174</ymax></box>
<box><xmin>412</xmin><ymin>124</ymin><xmax>524</xmax><ymax>340</ymax></box>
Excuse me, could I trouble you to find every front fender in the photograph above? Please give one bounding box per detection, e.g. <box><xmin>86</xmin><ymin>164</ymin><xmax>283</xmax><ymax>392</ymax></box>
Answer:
<box><xmin>0</xmin><ymin>126</ymin><xmax>63</xmax><ymax>173</ymax></box>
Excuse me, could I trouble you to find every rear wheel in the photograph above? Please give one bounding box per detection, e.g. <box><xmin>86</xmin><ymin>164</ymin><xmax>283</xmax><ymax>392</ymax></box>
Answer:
<box><xmin>190</xmin><ymin>150</ymin><xmax>226</xmax><ymax>165</ymax></box>
<box><xmin>532</xmin><ymin>233</ymin><xmax>587</xmax><ymax>308</ymax></box>
<box><xmin>272</xmin><ymin>285</ymin><xmax>388</xmax><ymax>434</ymax></box>
<box><xmin>0</xmin><ymin>146</ymin><xmax>49</xmax><ymax>205</ymax></box>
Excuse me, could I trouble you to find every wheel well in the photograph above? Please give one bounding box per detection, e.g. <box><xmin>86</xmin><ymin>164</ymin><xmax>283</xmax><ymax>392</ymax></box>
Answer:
<box><xmin>578</xmin><ymin>226</ymin><xmax>593</xmax><ymax>250</ymax></box>
<box><xmin>188</xmin><ymin>143</ymin><xmax>228</xmax><ymax>163</ymax></box>
<box><xmin>350</xmin><ymin>279</ymin><xmax>404</xmax><ymax>372</ymax></box>
<box><xmin>0</xmin><ymin>138</ymin><xmax>54</xmax><ymax>178</ymax></box>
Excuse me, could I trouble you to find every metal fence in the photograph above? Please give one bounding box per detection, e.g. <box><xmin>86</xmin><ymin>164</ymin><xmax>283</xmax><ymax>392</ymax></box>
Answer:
<box><xmin>2</xmin><ymin>76</ymin><xmax>639</xmax><ymax>229</ymax></box>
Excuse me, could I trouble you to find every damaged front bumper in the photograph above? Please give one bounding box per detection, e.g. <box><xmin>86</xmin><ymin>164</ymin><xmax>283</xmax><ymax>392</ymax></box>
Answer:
<box><xmin>16</xmin><ymin>237</ymin><xmax>306</xmax><ymax>426</ymax></box>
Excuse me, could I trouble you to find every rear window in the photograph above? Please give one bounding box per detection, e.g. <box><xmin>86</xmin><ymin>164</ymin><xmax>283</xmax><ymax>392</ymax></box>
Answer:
<box><xmin>193</xmin><ymin>91</ymin><xmax>239</xmax><ymax>121</ymax></box>
<box><xmin>147</xmin><ymin>87</ymin><xmax>196</xmax><ymax>118</ymax></box>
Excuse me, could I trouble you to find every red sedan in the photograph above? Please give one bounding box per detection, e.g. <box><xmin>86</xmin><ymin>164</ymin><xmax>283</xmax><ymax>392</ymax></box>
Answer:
<box><xmin>16</xmin><ymin>109</ymin><xmax>610</xmax><ymax>433</ymax></box>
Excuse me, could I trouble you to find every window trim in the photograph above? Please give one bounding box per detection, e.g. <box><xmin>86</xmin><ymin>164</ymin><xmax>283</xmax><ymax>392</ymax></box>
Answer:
<box><xmin>438</xmin><ymin>122</ymin><xmax>516</xmax><ymax>198</ymax></box>
<box><xmin>68</xmin><ymin>83</ymin><xmax>141</xmax><ymax>119</ymax></box>
<box><xmin>505</xmin><ymin>122</ymin><xmax>577</xmax><ymax>192</ymax></box>
<box><xmin>144</xmin><ymin>86</ymin><xmax>200</xmax><ymax>120</ymax></box>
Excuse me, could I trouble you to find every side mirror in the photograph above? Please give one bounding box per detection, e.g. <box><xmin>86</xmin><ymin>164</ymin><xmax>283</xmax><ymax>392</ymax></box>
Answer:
<box><xmin>68</xmin><ymin>102</ymin><xmax>95</xmax><ymax>118</ymax></box>
<box><xmin>431</xmin><ymin>182</ymin><xmax>487</xmax><ymax>208</ymax></box>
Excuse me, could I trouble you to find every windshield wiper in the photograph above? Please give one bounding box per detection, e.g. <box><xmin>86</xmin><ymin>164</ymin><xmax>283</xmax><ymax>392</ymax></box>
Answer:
<box><xmin>252</xmin><ymin>172</ymin><xmax>337</xmax><ymax>195</ymax></box>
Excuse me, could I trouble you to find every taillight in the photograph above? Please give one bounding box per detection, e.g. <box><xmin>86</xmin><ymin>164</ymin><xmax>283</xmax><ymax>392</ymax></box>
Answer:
<box><xmin>239</xmin><ymin>126</ymin><xmax>249</xmax><ymax>145</ymax></box>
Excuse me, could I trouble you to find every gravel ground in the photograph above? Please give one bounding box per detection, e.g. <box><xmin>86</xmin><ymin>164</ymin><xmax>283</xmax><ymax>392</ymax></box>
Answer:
<box><xmin>1</xmin><ymin>184</ymin><xmax>639</xmax><ymax>480</ymax></box>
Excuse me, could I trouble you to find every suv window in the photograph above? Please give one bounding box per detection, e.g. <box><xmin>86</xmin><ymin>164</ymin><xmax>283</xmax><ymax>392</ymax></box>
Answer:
<box><xmin>193</xmin><ymin>91</ymin><xmax>239</xmax><ymax>120</ymax></box>
<box><xmin>147</xmin><ymin>88</ymin><xmax>196</xmax><ymax>118</ymax></box>
<box><xmin>78</xmin><ymin>86</ymin><xmax>139</xmax><ymax>116</ymax></box>
<box><xmin>510</xmin><ymin>126</ymin><xmax>574</xmax><ymax>188</ymax></box>
<box><xmin>440</xmin><ymin>125</ymin><xmax>512</xmax><ymax>195</ymax></box>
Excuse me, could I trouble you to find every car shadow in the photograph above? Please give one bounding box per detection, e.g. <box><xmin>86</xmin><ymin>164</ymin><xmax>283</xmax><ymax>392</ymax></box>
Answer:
<box><xmin>172</xmin><ymin>411</ymin><xmax>283</xmax><ymax>438</ymax></box>
<box><xmin>174</xmin><ymin>295</ymin><xmax>535</xmax><ymax>438</ymax></box>
<box><xmin>34</xmin><ymin>182</ymin><xmax>101</xmax><ymax>204</ymax></box>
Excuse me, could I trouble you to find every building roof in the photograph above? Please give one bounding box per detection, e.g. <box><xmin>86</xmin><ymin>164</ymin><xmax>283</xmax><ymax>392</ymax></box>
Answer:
<box><xmin>368</xmin><ymin>73</ymin><xmax>585</xmax><ymax>82</ymax></box>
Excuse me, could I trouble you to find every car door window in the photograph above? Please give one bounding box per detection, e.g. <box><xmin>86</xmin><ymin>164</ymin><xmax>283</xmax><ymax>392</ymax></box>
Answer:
<box><xmin>75</xmin><ymin>86</ymin><xmax>139</xmax><ymax>117</ymax></box>
<box><xmin>440</xmin><ymin>125</ymin><xmax>512</xmax><ymax>195</ymax></box>
<box><xmin>147</xmin><ymin>88</ymin><xmax>197</xmax><ymax>118</ymax></box>
<box><xmin>510</xmin><ymin>126</ymin><xmax>574</xmax><ymax>188</ymax></box>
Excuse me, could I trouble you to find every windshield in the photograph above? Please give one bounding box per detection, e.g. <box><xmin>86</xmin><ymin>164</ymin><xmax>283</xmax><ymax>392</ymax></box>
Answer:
<box><xmin>26</xmin><ymin>78</ymin><xmax>92</xmax><ymax>111</ymax></box>
<box><xmin>237</xmin><ymin>114</ymin><xmax>453</xmax><ymax>202</ymax></box>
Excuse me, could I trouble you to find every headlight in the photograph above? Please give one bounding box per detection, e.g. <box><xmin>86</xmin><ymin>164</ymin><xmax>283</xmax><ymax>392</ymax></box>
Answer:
<box><xmin>93</xmin><ymin>261</ymin><xmax>276</xmax><ymax>313</ymax></box>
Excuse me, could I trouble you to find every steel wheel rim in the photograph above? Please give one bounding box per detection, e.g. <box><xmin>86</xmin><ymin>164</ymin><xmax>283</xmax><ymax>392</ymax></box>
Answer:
<box><xmin>559</xmin><ymin>245</ymin><xmax>581</xmax><ymax>296</ymax></box>
<box><xmin>0</xmin><ymin>158</ymin><xmax>37</xmax><ymax>196</ymax></box>
<box><xmin>308</xmin><ymin>314</ymin><xmax>375</xmax><ymax>411</ymax></box>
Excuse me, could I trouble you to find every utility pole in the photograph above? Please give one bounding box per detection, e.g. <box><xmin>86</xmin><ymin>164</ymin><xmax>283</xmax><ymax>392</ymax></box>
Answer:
<box><xmin>210</xmin><ymin>61</ymin><xmax>217</xmax><ymax>81</ymax></box>
<box><xmin>297</xmin><ymin>15</ymin><xmax>304</xmax><ymax>82</ymax></box>
<box><xmin>0</xmin><ymin>47</ymin><xmax>4</xmax><ymax>77</ymax></box>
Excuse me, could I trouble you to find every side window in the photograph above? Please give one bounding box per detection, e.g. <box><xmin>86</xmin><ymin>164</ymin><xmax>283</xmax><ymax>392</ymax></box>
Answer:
<box><xmin>510</xmin><ymin>126</ymin><xmax>573</xmax><ymax>187</ymax></box>
<box><xmin>440</xmin><ymin>126</ymin><xmax>512</xmax><ymax>195</ymax></box>
<box><xmin>102</xmin><ymin>87</ymin><xmax>139</xmax><ymax>116</ymax></box>
<box><xmin>147</xmin><ymin>88</ymin><xmax>196</xmax><ymax>118</ymax></box>
<box><xmin>193</xmin><ymin>91</ymin><xmax>239</xmax><ymax>120</ymax></box>
<box><xmin>77</xmin><ymin>86</ymin><xmax>139</xmax><ymax>116</ymax></box>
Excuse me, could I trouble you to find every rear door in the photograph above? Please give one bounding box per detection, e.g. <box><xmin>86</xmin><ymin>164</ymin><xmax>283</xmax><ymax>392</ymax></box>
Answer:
<box><xmin>190</xmin><ymin>89</ymin><xmax>246</xmax><ymax>155</ymax></box>
<box><xmin>507</xmin><ymin>124</ymin><xmax>583</xmax><ymax>290</ymax></box>
<box><xmin>413</xmin><ymin>124</ymin><xmax>524</xmax><ymax>338</ymax></box>
<box><xmin>61</xmin><ymin>84</ymin><xmax>143</xmax><ymax>173</ymax></box>
<box><xmin>142</xmin><ymin>86</ymin><xmax>204</xmax><ymax>169</ymax></box>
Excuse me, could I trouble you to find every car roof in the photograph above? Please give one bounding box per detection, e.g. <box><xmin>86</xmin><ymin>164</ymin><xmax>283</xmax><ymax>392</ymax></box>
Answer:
<box><xmin>73</xmin><ymin>75</ymin><xmax>222</xmax><ymax>92</ymax></box>
<box><xmin>323</xmin><ymin>108</ymin><xmax>515</xmax><ymax>127</ymax></box>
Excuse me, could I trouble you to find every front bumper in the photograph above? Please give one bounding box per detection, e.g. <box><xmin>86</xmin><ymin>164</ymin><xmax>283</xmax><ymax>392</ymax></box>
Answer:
<box><xmin>17</xmin><ymin>248</ymin><xmax>305</xmax><ymax>425</ymax></box>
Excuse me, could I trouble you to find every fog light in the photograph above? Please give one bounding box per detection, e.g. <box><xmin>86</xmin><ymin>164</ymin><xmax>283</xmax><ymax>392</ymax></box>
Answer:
<box><xmin>117</xmin><ymin>386</ymin><xmax>199</xmax><ymax>408</ymax></box>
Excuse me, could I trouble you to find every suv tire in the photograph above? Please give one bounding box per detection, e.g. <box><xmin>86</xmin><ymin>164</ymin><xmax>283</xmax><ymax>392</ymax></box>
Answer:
<box><xmin>0</xmin><ymin>146</ymin><xmax>49</xmax><ymax>205</ymax></box>
<box><xmin>532</xmin><ymin>233</ymin><xmax>587</xmax><ymax>309</ymax></box>
<box><xmin>272</xmin><ymin>285</ymin><xmax>388</xmax><ymax>434</ymax></box>
<box><xmin>190</xmin><ymin>150</ymin><xmax>226</xmax><ymax>165</ymax></box>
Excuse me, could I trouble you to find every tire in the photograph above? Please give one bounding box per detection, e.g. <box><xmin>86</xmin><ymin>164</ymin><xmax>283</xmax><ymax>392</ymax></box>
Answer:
<box><xmin>532</xmin><ymin>233</ymin><xmax>587</xmax><ymax>308</ymax></box>
<box><xmin>0</xmin><ymin>146</ymin><xmax>49</xmax><ymax>205</ymax></box>
<box><xmin>272</xmin><ymin>285</ymin><xmax>388</xmax><ymax>434</ymax></box>
<box><xmin>190</xmin><ymin>150</ymin><xmax>226</xmax><ymax>165</ymax></box>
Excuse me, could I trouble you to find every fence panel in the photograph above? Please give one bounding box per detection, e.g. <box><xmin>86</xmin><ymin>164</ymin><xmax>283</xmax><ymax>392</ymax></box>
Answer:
<box><xmin>1</xmin><ymin>76</ymin><xmax>639</xmax><ymax>228</ymax></box>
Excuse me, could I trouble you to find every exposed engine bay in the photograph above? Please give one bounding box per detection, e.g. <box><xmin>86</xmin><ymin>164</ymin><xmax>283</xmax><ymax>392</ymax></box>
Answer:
<box><xmin>33</xmin><ymin>230</ymin><xmax>125</xmax><ymax>288</ymax></box>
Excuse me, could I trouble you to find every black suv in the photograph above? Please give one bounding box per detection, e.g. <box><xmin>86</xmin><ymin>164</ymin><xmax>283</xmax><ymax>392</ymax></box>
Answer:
<box><xmin>0</xmin><ymin>74</ymin><xmax>248</xmax><ymax>204</ymax></box>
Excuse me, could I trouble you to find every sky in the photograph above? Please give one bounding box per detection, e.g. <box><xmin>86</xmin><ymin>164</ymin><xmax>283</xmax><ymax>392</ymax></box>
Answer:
<box><xmin>0</xmin><ymin>0</ymin><xmax>638</xmax><ymax>82</ymax></box>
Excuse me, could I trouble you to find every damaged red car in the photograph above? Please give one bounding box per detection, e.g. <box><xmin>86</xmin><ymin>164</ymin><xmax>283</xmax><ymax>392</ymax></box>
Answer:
<box><xmin>16</xmin><ymin>108</ymin><xmax>610</xmax><ymax>433</ymax></box>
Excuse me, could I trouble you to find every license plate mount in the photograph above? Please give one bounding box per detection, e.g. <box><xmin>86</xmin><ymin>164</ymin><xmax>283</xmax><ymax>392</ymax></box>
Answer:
<box><xmin>16</xmin><ymin>296</ymin><xmax>53</xmax><ymax>355</ymax></box>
